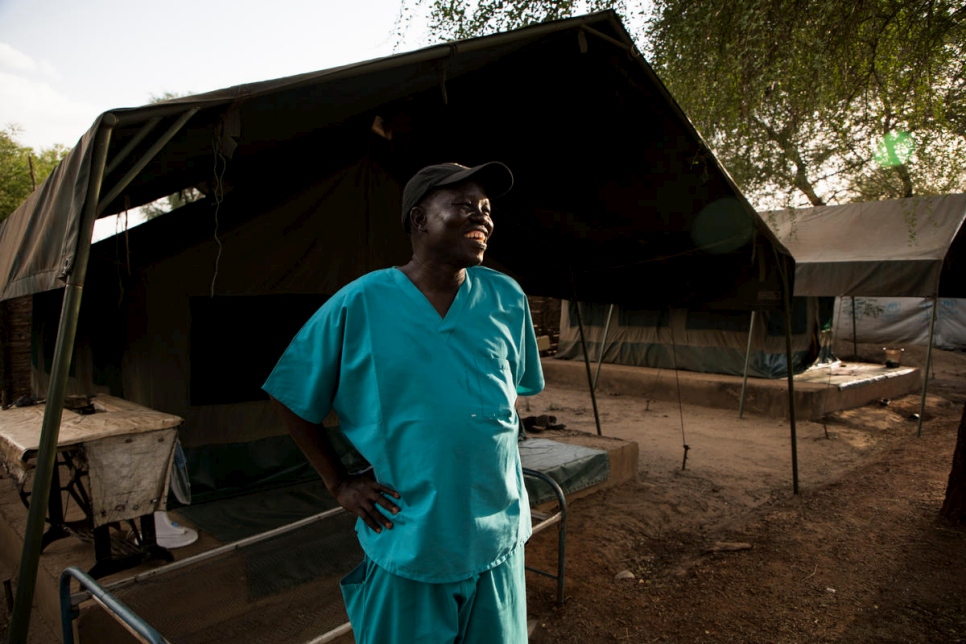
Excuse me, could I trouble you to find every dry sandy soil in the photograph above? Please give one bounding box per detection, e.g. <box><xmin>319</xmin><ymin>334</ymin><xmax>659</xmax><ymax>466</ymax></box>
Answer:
<box><xmin>522</xmin><ymin>341</ymin><xmax>966</xmax><ymax>643</ymax></box>
<box><xmin>2</xmin><ymin>342</ymin><xmax>964</xmax><ymax>643</ymax></box>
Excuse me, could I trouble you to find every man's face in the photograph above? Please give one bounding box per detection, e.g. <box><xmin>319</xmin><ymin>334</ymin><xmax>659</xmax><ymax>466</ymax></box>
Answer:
<box><xmin>416</xmin><ymin>180</ymin><xmax>493</xmax><ymax>267</ymax></box>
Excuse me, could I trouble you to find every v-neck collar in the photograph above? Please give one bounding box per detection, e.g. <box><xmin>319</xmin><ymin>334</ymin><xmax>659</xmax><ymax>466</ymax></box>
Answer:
<box><xmin>391</xmin><ymin>267</ymin><xmax>472</xmax><ymax>336</ymax></box>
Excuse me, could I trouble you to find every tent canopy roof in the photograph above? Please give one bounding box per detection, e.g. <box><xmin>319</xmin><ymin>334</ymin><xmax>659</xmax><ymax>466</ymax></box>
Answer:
<box><xmin>0</xmin><ymin>11</ymin><xmax>789</xmax><ymax>309</ymax></box>
<box><xmin>765</xmin><ymin>194</ymin><xmax>966</xmax><ymax>298</ymax></box>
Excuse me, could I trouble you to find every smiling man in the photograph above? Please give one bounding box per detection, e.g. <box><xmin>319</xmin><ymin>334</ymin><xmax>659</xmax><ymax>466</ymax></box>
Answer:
<box><xmin>264</xmin><ymin>162</ymin><xmax>545</xmax><ymax>643</ymax></box>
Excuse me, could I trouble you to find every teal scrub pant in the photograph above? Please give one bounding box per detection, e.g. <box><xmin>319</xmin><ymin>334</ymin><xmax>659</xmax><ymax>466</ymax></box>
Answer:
<box><xmin>339</xmin><ymin>546</ymin><xmax>527</xmax><ymax>643</ymax></box>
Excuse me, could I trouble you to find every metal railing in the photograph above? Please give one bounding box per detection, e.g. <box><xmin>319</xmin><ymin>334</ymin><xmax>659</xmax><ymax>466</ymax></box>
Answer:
<box><xmin>57</xmin><ymin>471</ymin><xmax>567</xmax><ymax>643</ymax></box>
<box><xmin>60</xmin><ymin>566</ymin><xmax>166</xmax><ymax>644</ymax></box>
<box><xmin>522</xmin><ymin>467</ymin><xmax>567</xmax><ymax>606</ymax></box>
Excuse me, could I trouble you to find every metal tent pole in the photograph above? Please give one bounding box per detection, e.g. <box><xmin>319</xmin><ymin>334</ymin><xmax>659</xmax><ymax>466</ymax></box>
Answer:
<box><xmin>738</xmin><ymin>310</ymin><xmax>757</xmax><ymax>418</ymax></box>
<box><xmin>7</xmin><ymin>115</ymin><xmax>116</xmax><ymax>644</ymax></box>
<box><xmin>781</xmin><ymin>257</ymin><xmax>800</xmax><ymax>494</ymax></box>
<box><xmin>851</xmin><ymin>297</ymin><xmax>858</xmax><ymax>357</ymax></box>
<box><xmin>592</xmin><ymin>304</ymin><xmax>615</xmax><ymax>393</ymax></box>
<box><xmin>917</xmin><ymin>295</ymin><xmax>939</xmax><ymax>437</ymax></box>
<box><xmin>569</xmin><ymin>292</ymin><xmax>603</xmax><ymax>437</ymax></box>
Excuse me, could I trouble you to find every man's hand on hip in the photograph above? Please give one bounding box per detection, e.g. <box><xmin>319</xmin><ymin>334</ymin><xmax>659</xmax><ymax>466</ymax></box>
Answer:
<box><xmin>335</xmin><ymin>472</ymin><xmax>400</xmax><ymax>532</ymax></box>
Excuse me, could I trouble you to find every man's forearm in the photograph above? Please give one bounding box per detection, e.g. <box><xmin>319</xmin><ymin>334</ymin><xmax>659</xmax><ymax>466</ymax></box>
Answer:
<box><xmin>269</xmin><ymin>397</ymin><xmax>348</xmax><ymax>495</ymax></box>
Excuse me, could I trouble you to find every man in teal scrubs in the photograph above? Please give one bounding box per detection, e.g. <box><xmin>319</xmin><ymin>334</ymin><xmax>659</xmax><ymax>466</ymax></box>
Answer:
<box><xmin>264</xmin><ymin>162</ymin><xmax>544</xmax><ymax>643</ymax></box>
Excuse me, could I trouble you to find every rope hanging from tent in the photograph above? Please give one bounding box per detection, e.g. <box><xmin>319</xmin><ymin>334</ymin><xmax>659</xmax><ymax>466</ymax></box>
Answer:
<box><xmin>114</xmin><ymin>196</ymin><xmax>132</xmax><ymax>309</ymax></box>
<box><xmin>208</xmin><ymin>134</ymin><xmax>228</xmax><ymax>298</ymax></box>
<box><xmin>667</xmin><ymin>307</ymin><xmax>690</xmax><ymax>471</ymax></box>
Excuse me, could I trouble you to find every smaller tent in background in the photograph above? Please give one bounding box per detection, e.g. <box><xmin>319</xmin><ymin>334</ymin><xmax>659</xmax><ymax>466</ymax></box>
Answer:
<box><xmin>763</xmin><ymin>193</ymin><xmax>966</xmax><ymax>433</ymax></box>
<box><xmin>763</xmin><ymin>194</ymin><xmax>966</xmax><ymax>300</ymax></box>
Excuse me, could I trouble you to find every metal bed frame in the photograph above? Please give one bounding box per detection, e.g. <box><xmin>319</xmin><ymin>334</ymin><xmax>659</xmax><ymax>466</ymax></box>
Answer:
<box><xmin>59</xmin><ymin>470</ymin><xmax>567</xmax><ymax>643</ymax></box>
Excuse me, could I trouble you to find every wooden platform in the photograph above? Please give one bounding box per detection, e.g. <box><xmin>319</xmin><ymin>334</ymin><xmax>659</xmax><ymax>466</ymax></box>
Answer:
<box><xmin>541</xmin><ymin>358</ymin><xmax>921</xmax><ymax>420</ymax></box>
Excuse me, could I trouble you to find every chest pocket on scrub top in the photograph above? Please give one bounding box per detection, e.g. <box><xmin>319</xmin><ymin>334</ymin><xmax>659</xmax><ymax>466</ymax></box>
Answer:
<box><xmin>475</xmin><ymin>354</ymin><xmax>516</xmax><ymax>421</ymax></box>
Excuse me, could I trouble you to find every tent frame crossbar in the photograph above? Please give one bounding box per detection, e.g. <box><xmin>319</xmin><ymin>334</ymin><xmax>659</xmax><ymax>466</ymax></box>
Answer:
<box><xmin>103</xmin><ymin>118</ymin><xmax>162</xmax><ymax>177</ymax></box>
<box><xmin>96</xmin><ymin>108</ymin><xmax>200</xmax><ymax>216</ymax></box>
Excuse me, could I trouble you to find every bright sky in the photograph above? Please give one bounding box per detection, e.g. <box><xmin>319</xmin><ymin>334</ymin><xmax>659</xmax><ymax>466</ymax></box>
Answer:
<box><xmin>0</xmin><ymin>0</ymin><xmax>432</xmax><ymax>151</ymax></box>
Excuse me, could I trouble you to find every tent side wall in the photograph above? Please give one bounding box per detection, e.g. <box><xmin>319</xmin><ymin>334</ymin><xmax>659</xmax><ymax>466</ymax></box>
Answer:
<box><xmin>556</xmin><ymin>299</ymin><xmax>826</xmax><ymax>378</ymax></box>
<box><xmin>833</xmin><ymin>296</ymin><xmax>966</xmax><ymax>350</ymax></box>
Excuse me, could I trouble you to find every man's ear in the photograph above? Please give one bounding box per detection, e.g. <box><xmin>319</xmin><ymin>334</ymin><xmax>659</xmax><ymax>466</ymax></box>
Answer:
<box><xmin>409</xmin><ymin>206</ymin><xmax>427</xmax><ymax>233</ymax></box>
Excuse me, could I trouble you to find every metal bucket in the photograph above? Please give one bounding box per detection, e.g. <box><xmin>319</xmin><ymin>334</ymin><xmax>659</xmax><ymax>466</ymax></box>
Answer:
<box><xmin>883</xmin><ymin>347</ymin><xmax>903</xmax><ymax>368</ymax></box>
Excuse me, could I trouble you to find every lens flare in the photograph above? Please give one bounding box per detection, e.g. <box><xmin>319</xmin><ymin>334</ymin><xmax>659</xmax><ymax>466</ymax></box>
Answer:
<box><xmin>874</xmin><ymin>130</ymin><xmax>915</xmax><ymax>167</ymax></box>
<box><xmin>691</xmin><ymin>197</ymin><xmax>754</xmax><ymax>254</ymax></box>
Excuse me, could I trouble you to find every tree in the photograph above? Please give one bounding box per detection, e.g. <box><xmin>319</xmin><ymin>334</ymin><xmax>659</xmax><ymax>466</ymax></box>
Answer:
<box><xmin>401</xmin><ymin>0</ymin><xmax>966</xmax><ymax>209</ymax></box>
<box><xmin>0</xmin><ymin>126</ymin><xmax>69</xmax><ymax>222</ymax></box>
<box><xmin>140</xmin><ymin>187</ymin><xmax>203</xmax><ymax>219</ymax></box>
<box><xmin>647</xmin><ymin>0</ymin><xmax>966</xmax><ymax>207</ymax></box>
<box><xmin>941</xmin><ymin>404</ymin><xmax>966</xmax><ymax>524</ymax></box>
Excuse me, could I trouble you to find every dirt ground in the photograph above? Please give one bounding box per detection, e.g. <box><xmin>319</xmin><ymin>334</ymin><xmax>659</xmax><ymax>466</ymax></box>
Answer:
<box><xmin>522</xmin><ymin>341</ymin><xmax>966</xmax><ymax>643</ymax></box>
<box><xmin>2</xmin><ymin>342</ymin><xmax>965</xmax><ymax>643</ymax></box>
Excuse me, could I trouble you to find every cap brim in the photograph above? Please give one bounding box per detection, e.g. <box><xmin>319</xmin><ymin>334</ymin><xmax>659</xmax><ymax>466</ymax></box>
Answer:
<box><xmin>436</xmin><ymin>161</ymin><xmax>514</xmax><ymax>199</ymax></box>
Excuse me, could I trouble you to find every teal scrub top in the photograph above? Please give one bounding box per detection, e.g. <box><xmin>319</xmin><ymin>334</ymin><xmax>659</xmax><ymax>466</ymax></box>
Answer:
<box><xmin>263</xmin><ymin>266</ymin><xmax>545</xmax><ymax>582</ymax></box>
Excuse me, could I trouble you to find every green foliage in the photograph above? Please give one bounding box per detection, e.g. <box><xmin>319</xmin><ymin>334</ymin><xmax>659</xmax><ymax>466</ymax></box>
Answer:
<box><xmin>400</xmin><ymin>0</ymin><xmax>966</xmax><ymax>208</ymax></box>
<box><xmin>140</xmin><ymin>187</ymin><xmax>203</xmax><ymax>219</ymax></box>
<box><xmin>399</xmin><ymin>0</ymin><xmax>627</xmax><ymax>42</ymax></box>
<box><xmin>648</xmin><ymin>0</ymin><xmax>966</xmax><ymax>206</ymax></box>
<box><xmin>0</xmin><ymin>126</ymin><xmax>70</xmax><ymax>222</ymax></box>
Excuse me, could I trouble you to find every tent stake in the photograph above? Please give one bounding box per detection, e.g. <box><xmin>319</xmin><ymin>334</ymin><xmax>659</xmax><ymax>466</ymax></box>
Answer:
<box><xmin>7</xmin><ymin>115</ymin><xmax>116</xmax><ymax>644</ymax></box>
<box><xmin>738</xmin><ymin>310</ymin><xmax>757</xmax><ymax>418</ymax></box>
<box><xmin>592</xmin><ymin>304</ymin><xmax>615</xmax><ymax>393</ymax></box>
<box><xmin>917</xmin><ymin>295</ymin><xmax>939</xmax><ymax>437</ymax></box>
<box><xmin>781</xmin><ymin>258</ymin><xmax>800</xmax><ymax>494</ymax></box>
<box><xmin>570</xmin><ymin>297</ymin><xmax>603</xmax><ymax>437</ymax></box>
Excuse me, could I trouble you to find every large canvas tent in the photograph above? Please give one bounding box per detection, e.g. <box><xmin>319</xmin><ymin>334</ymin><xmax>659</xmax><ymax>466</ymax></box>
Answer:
<box><xmin>0</xmin><ymin>12</ymin><xmax>803</xmax><ymax>636</ymax></box>
<box><xmin>2</xmin><ymin>10</ymin><xmax>796</xmax><ymax>489</ymax></box>
<box><xmin>0</xmin><ymin>12</ymin><xmax>792</xmax><ymax>311</ymax></box>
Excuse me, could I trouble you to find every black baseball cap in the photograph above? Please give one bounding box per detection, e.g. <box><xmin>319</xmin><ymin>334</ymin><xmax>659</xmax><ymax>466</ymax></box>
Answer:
<box><xmin>401</xmin><ymin>162</ymin><xmax>514</xmax><ymax>232</ymax></box>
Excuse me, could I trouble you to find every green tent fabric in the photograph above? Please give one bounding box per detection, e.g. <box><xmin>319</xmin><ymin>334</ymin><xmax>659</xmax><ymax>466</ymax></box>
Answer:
<box><xmin>0</xmin><ymin>11</ymin><xmax>791</xmax><ymax>308</ymax></box>
<box><xmin>763</xmin><ymin>194</ymin><xmax>966</xmax><ymax>298</ymax></box>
